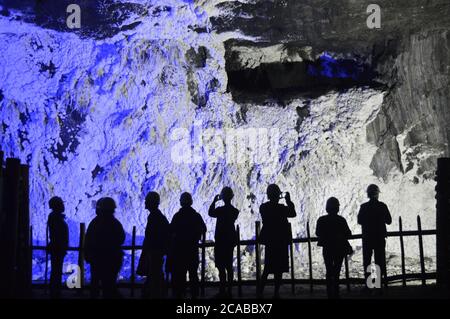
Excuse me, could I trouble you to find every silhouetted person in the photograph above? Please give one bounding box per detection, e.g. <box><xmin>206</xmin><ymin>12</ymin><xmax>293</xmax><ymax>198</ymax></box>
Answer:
<box><xmin>208</xmin><ymin>187</ymin><xmax>240</xmax><ymax>298</ymax></box>
<box><xmin>85</xmin><ymin>197</ymin><xmax>125</xmax><ymax>298</ymax></box>
<box><xmin>316</xmin><ymin>197</ymin><xmax>352</xmax><ymax>299</ymax></box>
<box><xmin>258</xmin><ymin>184</ymin><xmax>296</xmax><ymax>298</ymax></box>
<box><xmin>358</xmin><ymin>184</ymin><xmax>392</xmax><ymax>292</ymax></box>
<box><xmin>169</xmin><ymin>192</ymin><xmax>206</xmax><ymax>299</ymax></box>
<box><xmin>137</xmin><ymin>192</ymin><xmax>170</xmax><ymax>298</ymax></box>
<box><xmin>47</xmin><ymin>196</ymin><xmax>69</xmax><ymax>298</ymax></box>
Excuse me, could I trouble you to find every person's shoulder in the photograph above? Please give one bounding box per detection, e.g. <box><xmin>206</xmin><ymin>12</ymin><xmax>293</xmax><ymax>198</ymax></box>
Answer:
<box><xmin>47</xmin><ymin>212</ymin><xmax>55</xmax><ymax>221</ymax></box>
<box><xmin>260</xmin><ymin>202</ymin><xmax>269</xmax><ymax>210</ymax></box>
<box><xmin>189</xmin><ymin>207</ymin><xmax>201</xmax><ymax>218</ymax></box>
<box><xmin>113</xmin><ymin>216</ymin><xmax>124</xmax><ymax>226</ymax></box>
<box><xmin>378</xmin><ymin>201</ymin><xmax>388</xmax><ymax>208</ymax></box>
<box><xmin>316</xmin><ymin>215</ymin><xmax>327</xmax><ymax>225</ymax></box>
<box><xmin>171</xmin><ymin>211</ymin><xmax>181</xmax><ymax>221</ymax></box>
<box><xmin>89</xmin><ymin>216</ymin><xmax>99</xmax><ymax>223</ymax></box>
<box><xmin>86</xmin><ymin>216</ymin><xmax>99</xmax><ymax>229</ymax></box>
<box><xmin>359</xmin><ymin>201</ymin><xmax>370</xmax><ymax>211</ymax></box>
<box><xmin>160</xmin><ymin>212</ymin><xmax>170</xmax><ymax>224</ymax></box>
<box><xmin>155</xmin><ymin>209</ymin><xmax>168</xmax><ymax>220</ymax></box>
<box><xmin>337</xmin><ymin>215</ymin><xmax>348</xmax><ymax>224</ymax></box>
<box><xmin>214</xmin><ymin>206</ymin><xmax>226</xmax><ymax>213</ymax></box>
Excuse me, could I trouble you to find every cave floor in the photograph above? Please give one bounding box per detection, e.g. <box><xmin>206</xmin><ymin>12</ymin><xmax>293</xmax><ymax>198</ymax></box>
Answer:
<box><xmin>30</xmin><ymin>283</ymin><xmax>448</xmax><ymax>300</ymax></box>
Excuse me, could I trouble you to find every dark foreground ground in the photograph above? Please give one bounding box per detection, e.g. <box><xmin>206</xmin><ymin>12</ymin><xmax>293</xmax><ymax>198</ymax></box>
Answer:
<box><xmin>30</xmin><ymin>283</ymin><xmax>449</xmax><ymax>300</ymax></box>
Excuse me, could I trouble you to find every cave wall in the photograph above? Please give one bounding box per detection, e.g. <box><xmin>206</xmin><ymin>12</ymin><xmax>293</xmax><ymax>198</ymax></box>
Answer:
<box><xmin>0</xmin><ymin>0</ymin><xmax>449</xmax><ymax>280</ymax></box>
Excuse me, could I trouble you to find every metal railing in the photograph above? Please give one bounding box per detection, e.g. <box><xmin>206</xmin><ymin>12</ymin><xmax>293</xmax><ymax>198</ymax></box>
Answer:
<box><xmin>31</xmin><ymin>215</ymin><xmax>436</xmax><ymax>297</ymax></box>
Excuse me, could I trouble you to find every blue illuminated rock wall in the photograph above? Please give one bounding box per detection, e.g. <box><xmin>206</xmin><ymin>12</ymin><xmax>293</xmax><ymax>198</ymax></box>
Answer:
<box><xmin>0</xmin><ymin>1</ymin><xmax>442</xmax><ymax>281</ymax></box>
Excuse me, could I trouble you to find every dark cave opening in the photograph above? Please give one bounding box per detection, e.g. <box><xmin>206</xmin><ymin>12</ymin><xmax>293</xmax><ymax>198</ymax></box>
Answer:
<box><xmin>226</xmin><ymin>53</ymin><xmax>381</xmax><ymax>102</ymax></box>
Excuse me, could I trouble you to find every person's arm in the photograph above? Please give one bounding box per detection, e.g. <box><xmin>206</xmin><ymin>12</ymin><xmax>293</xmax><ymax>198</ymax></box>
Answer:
<box><xmin>142</xmin><ymin>219</ymin><xmax>151</xmax><ymax>250</ymax></box>
<box><xmin>259</xmin><ymin>204</ymin><xmax>266</xmax><ymax>223</ymax></box>
<box><xmin>200</xmin><ymin>216</ymin><xmax>207</xmax><ymax>234</ymax></box>
<box><xmin>63</xmin><ymin>221</ymin><xmax>69</xmax><ymax>250</ymax></box>
<box><xmin>343</xmin><ymin>219</ymin><xmax>352</xmax><ymax>238</ymax></box>
<box><xmin>384</xmin><ymin>204</ymin><xmax>392</xmax><ymax>225</ymax></box>
<box><xmin>84</xmin><ymin>221</ymin><xmax>94</xmax><ymax>262</ymax></box>
<box><xmin>233</xmin><ymin>207</ymin><xmax>240</xmax><ymax>221</ymax></box>
<box><xmin>357</xmin><ymin>206</ymin><xmax>363</xmax><ymax>225</ymax></box>
<box><xmin>47</xmin><ymin>216</ymin><xmax>55</xmax><ymax>244</ymax></box>
<box><xmin>208</xmin><ymin>195</ymin><xmax>220</xmax><ymax>217</ymax></box>
<box><xmin>169</xmin><ymin>214</ymin><xmax>178</xmax><ymax>234</ymax></box>
<box><xmin>118</xmin><ymin>222</ymin><xmax>126</xmax><ymax>246</ymax></box>
<box><xmin>315</xmin><ymin>218</ymin><xmax>322</xmax><ymax>238</ymax></box>
<box><xmin>284</xmin><ymin>192</ymin><xmax>297</xmax><ymax>218</ymax></box>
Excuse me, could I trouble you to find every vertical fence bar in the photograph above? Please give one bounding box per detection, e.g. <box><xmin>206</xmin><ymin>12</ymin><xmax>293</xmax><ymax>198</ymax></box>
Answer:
<box><xmin>44</xmin><ymin>223</ymin><xmax>49</xmax><ymax>293</ymax></box>
<box><xmin>17</xmin><ymin>164</ymin><xmax>30</xmax><ymax>297</ymax></box>
<box><xmin>236</xmin><ymin>225</ymin><xmax>242</xmax><ymax>297</ymax></box>
<box><xmin>0</xmin><ymin>150</ymin><xmax>3</xmax><ymax>241</ymax></box>
<box><xmin>417</xmin><ymin>216</ymin><xmax>426</xmax><ymax>286</ymax></box>
<box><xmin>306</xmin><ymin>221</ymin><xmax>313</xmax><ymax>293</ymax></box>
<box><xmin>255</xmin><ymin>221</ymin><xmax>261</xmax><ymax>287</ymax></box>
<box><xmin>399</xmin><ymin>217</ymin><xmax>406</xmax><ymax>287</ymax></box>
<box><xmin>130</xmin><ymin>226</ymin><xmax>136</xmax><ymax>297</ymax></box>
<box><xmin>344</xmin><ymin>256</ymin><xmax>350</xmax><ymax>292</ymax></box>
<box><xmin>289</xmin><ymin>223</ymin><xmax>295</xmax><ymax>295</ymax></box>
<box><xmin>201</xmin><ymin>231</ymin><xmax>206</xmax><ymax>297</ymax></box>
<box><xmin>28</xmin><ymin>226</ymin><xmax>33</xmax><ymax>292</ymax></box>
<box><xmin>77</xmin><ymin>223</ymin><xmax>86</xmax><ymax>294</ymax></box>
<box><xmin>3</xmin><ymin>159</ymin><xmax>21</xmax><ymax>297</ymax></box>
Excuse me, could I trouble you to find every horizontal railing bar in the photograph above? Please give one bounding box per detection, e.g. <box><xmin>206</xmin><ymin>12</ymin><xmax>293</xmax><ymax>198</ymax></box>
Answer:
<box><xmin>30</xmin><ymin>228</ymin><xmax>437</xmax><ymax>251</ymax></box>
<box><xmin>30</xmin><ymin>272</ymin><xmax>437</xmax><ymax>288</ymax></box>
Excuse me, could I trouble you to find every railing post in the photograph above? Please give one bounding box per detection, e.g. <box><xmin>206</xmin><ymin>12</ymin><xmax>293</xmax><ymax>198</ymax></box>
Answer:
<box><xmin>399</xmin><ymin>217</ymin><xmax>406</xmax><ymax>287</ymax></box>
<box><xmin>201</xmin><ymin>231</ymin><xmax>206</xmax><ymax>297</ymax></box>
<box><xmin>436</xmin><ymin>158</ymin><xmax>450</xmax><ymax>288</ymax></box>
<box><xmin>417</xmin><ymin>216</ymin><xmax>426</xmax><ymax>286</ymax></box>
<box><xmin>28</xmin><ymin>226</ymin><xmax>33</xmax><ymax>291</ymax></box>
<box><xmin>344</xmin><ymin>255</ymin><xmax>350</xmax><ymax>292</ymax></box>
<box><xmin>255</xmin><ymin>221</ymin><xmax>261</xmax><ymax>287</ymax></box>
<box><xmin>236</xmin><ymin>225</ymin><xmax>242</xmax><ymax>297</ymax></box>
<box><xmin>130</xmin><ymin>226</ymin><xmax>136</xmax><ymax>297</ymax></box>
<box><xmin>1</xmin><ymin>158</ymin><xmax>21</xmax><ymax>297</ymax></box>
<box><xmin>289</xmin><ymin>223</ymin><xmax>295</xmax><ymax>295</ymax></box>
<box><xmin>0</xmin><ymin>150</ymin><xmax>3</xmax><ymax>242</ymax></box>
<box><xmin>77</xmin><ymin>222</ymin><xmax>86</xmax><ymax>295</ymax></box>
<box><xmin>306</xmin><ymin>221</ymin><xmax>313</xmax><ymax>293</ymax></box>
<box><xmin>44</xmin><ymin>223</ymin><xmax>49</xmax><ymax>294</ymax></box>
<box><xmin>17</xmin><ymin>164</ymin><xmax>30</xmax><ymax>297</ymax></box>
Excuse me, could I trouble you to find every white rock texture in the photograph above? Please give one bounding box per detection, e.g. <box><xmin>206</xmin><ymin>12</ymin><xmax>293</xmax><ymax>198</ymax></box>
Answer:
<box><xmin>0</xmin><ymin>0</ymin><xmax>447</xmax><ymax>280</ymax></box>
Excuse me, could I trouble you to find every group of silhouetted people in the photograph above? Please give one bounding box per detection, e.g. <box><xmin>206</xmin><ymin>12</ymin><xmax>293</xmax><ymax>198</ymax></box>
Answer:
<box><xmin>46</xmin><ymin>183</ymin><xmax>391</xmax><ymax>299</ymax></box>
<box><xmin>315</xmin><ymin>184</ymin><xmax>392</xmax><ymax>298</ymax></box>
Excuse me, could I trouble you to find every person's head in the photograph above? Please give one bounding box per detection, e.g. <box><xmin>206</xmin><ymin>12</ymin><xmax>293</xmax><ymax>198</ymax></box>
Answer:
<box><xmin>326</xmin><ymin>197</ymin><xmax>340</xmax><ymax>215</ymax></box>
<box><xmin>96</xmin><ymin>197</ymin><xmax>116</xmax><ymax>216</ymax></box>
<box><xmin>49</xmin><ymin>196</ymin><xmax>64</xmax><ymax>214</ymax></box>
<box><xmin>267</xmin><ymin>184</ymin><xmax>281</xmax><ymax>202</ymax></box>
<box><xmin>220</xmin><ymin>187</ymin><xmax>234</xmax><ymax>203</ymax></box>
<box><xmin>367</xmin><ymin>184</ymin><xmax>380</xmax><ymax>200</ymax></box>
<box><xmin>145</xmin><ymin>191</ymin><xmax>160</xmax><ymax>211</ymax></box>
<box><xmin>180</xmin><ymin>192</ymin><xmax>193</xmax><ymax>208</ymax></box>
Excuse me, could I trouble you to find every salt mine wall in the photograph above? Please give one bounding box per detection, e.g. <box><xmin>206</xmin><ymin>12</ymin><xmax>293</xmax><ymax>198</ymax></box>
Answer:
<box><xmin>0</xmin><ymin>0</ymin><xmax>449</xmax><ymax>281</ymax></box>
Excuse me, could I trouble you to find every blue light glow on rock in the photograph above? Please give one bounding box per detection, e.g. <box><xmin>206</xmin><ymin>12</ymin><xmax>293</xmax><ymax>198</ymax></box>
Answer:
<box><xmin>0</xmin><ymin>0</ymin><xmax>439</xmax><ymax>282</ymax></box>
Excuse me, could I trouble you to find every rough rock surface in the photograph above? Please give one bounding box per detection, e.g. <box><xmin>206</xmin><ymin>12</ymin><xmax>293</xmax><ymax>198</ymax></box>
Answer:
<box><xmin>0</xmin><ymin>0</ymin><xmax>449</xmax><ymax>280</ymax></box>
